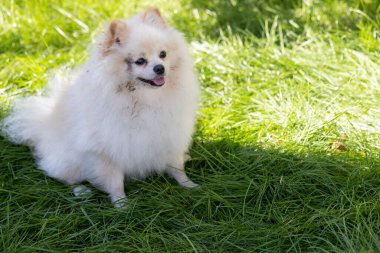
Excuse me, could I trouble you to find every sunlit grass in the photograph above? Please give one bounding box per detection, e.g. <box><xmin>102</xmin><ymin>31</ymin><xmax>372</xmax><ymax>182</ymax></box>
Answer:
<box><xmin>1</xmin><ymin>0</ymin><xmax>380</xmax><ymax>252</ymax></box>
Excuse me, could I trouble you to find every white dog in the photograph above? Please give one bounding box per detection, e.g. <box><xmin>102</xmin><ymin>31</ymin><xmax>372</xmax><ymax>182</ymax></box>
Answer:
<box><xmin>2</xmin><ymin>8</ymin><xmax>199</xmax><ymax>206</ymax></box>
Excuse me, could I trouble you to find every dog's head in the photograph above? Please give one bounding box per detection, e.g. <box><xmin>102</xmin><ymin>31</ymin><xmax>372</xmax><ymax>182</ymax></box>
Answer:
<box><xmin>98</xmin><ymin>8</ymin><xmax>184</xmax><ymax>90</ymax></box>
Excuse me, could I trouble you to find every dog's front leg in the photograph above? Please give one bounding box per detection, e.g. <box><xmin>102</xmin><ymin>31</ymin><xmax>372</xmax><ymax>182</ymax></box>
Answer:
<box><xmin>167</xmin><ymin>155</ymin><xmax>198</xmax><ymax>188</ymax></box>
<box><xmin>85</xmin><ymin>154</ymin><xmax>127</xmax><ymax>207</ymax></box>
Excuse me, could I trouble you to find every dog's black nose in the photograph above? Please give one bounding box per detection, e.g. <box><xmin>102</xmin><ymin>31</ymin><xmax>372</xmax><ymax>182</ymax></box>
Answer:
<box><xmin>153</xmin><ymin>64</ymin><xmax>165</xmax><ymax>75</ymax></box>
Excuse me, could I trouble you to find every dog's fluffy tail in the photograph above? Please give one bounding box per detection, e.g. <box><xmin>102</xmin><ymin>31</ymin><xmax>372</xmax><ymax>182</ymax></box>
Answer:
<box><xmin>1</xmin><ymin>72</ymin><xmax>69</xmax><ymax>145</ymax></box>
<box><xmin>1</xmin><ymin>96</ymin><xmax>54</xmax><ymax>145</ymax></box>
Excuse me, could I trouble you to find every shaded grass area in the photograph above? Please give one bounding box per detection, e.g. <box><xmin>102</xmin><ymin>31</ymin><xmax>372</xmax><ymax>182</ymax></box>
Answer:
<box><xmin>1</xmin><ymin>0</ymin><xmax>380</xmax><ymax>252</ymax></box>
<box><xmin>2</xmin><ymin>135</ymin><xmax>380</xmax><ymax>252</ymax></box>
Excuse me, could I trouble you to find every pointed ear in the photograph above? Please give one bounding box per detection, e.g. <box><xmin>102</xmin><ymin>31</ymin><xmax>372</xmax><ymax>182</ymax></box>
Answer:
<box><xmin>142</xmin><ymin>7</ymin><xmax>166</xmax><ymax>27</ymax></box>
<box><xmin>103</xmin><ymin>20</ymin><xmax>128</xmax><ymax>53</ymax></box>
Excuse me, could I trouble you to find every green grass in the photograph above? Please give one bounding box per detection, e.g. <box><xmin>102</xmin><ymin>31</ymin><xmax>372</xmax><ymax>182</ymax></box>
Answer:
<box><xmin>1</xmin><ymin>0</ymin><xmax>380</xmax><ymax>252</ymax></box>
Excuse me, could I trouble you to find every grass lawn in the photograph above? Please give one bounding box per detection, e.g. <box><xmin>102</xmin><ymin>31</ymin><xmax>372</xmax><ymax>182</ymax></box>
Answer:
<box><xmin>1</xmin><ymin>0</ymin><xmax>380</xmax><ymax>252</ymax></box>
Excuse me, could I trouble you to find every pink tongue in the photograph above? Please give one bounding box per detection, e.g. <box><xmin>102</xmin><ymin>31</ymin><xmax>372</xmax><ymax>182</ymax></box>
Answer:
<box><xmin>153</xmin><ymin>76</ymin><xmax>165</xmax><ymax>86</ymax></box>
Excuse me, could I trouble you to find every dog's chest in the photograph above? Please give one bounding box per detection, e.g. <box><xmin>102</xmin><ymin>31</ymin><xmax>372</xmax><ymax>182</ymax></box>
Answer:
<box><xmin>99</xmin><ymin>101</ymin><xmax>185</xmax><ymax>170</ymax></box>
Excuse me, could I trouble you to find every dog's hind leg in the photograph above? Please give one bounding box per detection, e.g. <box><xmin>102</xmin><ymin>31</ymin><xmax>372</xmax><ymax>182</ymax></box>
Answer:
<box><xmin>73</xmin><ymin>185</ymin><xmax>92</xmax><ymax>197</ymax></box>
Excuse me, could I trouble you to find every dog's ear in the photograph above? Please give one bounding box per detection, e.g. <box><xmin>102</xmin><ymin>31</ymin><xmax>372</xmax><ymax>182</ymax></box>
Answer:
<box><xmin>142</xmin><ymin>7</ymin><xmax>166</xmax><ymax>27</ymax></box>
<box><xmin>103</xmin><ymin>20</ymin><xmax>128</xmax><ymax>54</ymax></box>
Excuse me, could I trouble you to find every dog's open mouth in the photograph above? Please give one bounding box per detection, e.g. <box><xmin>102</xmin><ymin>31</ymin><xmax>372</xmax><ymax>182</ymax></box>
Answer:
<box><xmin>138</xmin><ymin>76</ymin><xmax>165</xmax><ymax>87</ymax></box>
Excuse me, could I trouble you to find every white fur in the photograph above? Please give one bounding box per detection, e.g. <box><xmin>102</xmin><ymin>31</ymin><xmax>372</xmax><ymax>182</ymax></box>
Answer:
<box><xmin>2</xmin><ymin>9</ymin><xmax>199</xmax><ymax>205</ymax></box>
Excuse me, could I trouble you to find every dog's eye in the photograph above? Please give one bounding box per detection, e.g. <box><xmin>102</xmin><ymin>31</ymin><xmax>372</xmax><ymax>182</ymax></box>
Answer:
<box><xmin>159</xmin><ymin>51</ymin><xmax>166</xmax><ymax>59</ymax></box>
<box><xmin>135</xmin><ymin>58</ymin><xmax>147</xmax><ymax>65</ymax></box>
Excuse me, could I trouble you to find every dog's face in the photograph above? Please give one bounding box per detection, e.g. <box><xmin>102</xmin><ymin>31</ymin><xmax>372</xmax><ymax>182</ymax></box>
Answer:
<box><xmin>101</xmin><ymin>8</ymin><xmax>179</xmax><ymax>90</ymax></box>
<box><xmin>123</xmin><ymin>30</ymin><xmax>169</xmax><ymax>87</ymax></box>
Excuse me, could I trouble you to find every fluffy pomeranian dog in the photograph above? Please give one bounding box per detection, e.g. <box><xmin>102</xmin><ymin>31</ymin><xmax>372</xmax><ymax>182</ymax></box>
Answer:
<box><xmin>2</xmin><ymin>8</ymin><xmax>199</xmax><ymax>206</ymax></box>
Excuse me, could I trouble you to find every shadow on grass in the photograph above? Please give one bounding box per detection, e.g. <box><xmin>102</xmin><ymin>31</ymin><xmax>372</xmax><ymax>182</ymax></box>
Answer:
<box><xmin>186</xmin><ymin>138</ymin><xmax>380</xmax><ymax>251</ymax></box>
<box><xmin>174</xmin><ymin>0</ymin><xmax>380</xmax><ymax>40</ymax></box>
<box><xmin>188</xmin><ymin>138</ymin><xmax>380</xmax><ymax>216</ymax></box>
<box><xmin>187</xmin><ymin>0</ymin><xmax>301</xmax><ymax>38</ymax></box>
<box><xmin>1</xmin><ymin>134</ymin><xmax>379</xmax><ymax>251</ymax></box>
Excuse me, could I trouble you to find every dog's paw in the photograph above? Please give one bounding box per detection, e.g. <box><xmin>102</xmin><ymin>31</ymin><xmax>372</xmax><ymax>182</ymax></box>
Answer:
<box><xmin>112</xmin><ymin>197</ymin><xmax>129</xmax><ymax>209</ymax></box>
<box><xmin>179</xmin><ymin>180</ymin><xmax>199</xmax><ymax>189</ymax></box>
<box><xmin>73</xmin><ymin>185</ymin><xmax>92</xmax><ymax>197</ymax></box>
